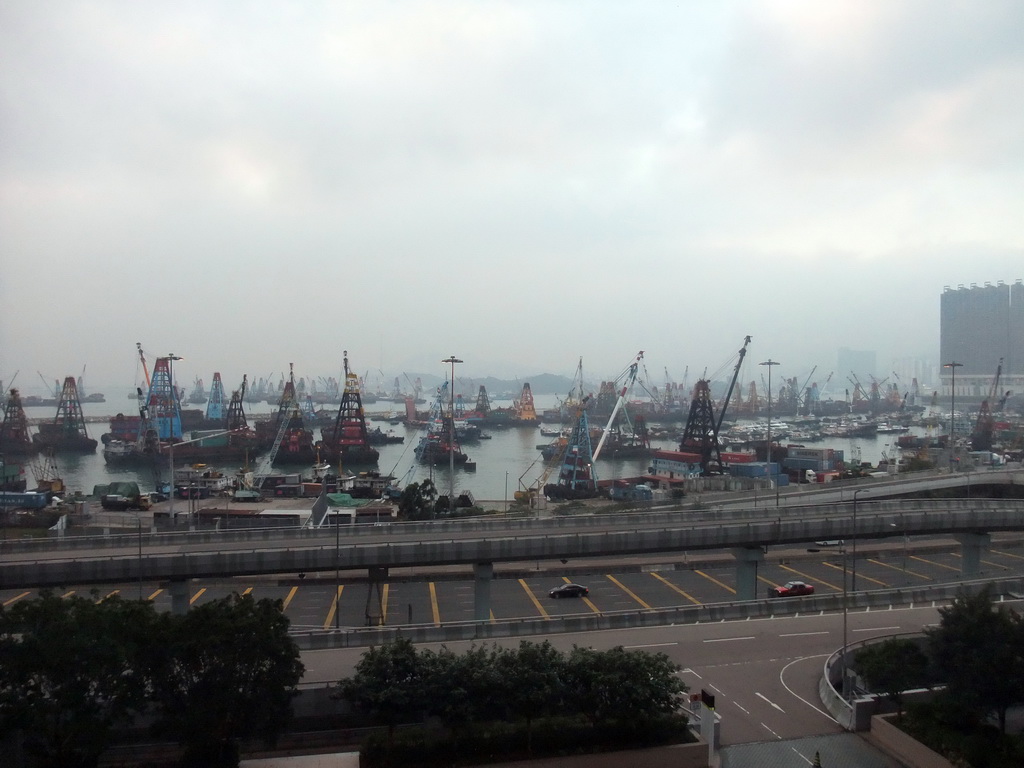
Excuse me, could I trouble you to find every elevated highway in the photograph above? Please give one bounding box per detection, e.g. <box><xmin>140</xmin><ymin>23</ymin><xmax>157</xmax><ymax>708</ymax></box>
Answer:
<box><xmin>3</xmin><ymin>487</ymin><xmax>1023</xmax><ymax>615</ymax></box>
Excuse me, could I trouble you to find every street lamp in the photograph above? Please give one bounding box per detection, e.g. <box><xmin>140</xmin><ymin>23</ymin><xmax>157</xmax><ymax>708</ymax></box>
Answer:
<box><xmin>335</xmin><ymin>506</ymin><xmax>341</xmax><ymax>629</ymax></box>
<box><xmin>441</xmin><ymin>356</ymin><xmax>462</xmax><ymax>514</ymax></box>
<box><xmin>852</xmin><ymin>488</ymin><xmax>867</xmax><ymax>591</ymax></box>
<box><xmin>504</xmin><ymin>470</ymin><xmax>509</xmax><ymax>514</ymax></box>
<box><xmin>943</xmin><ymin>361</ymin><xmax>962</xmax><ymax>472</ymax></box>
<box><xmin>759</xmin><ymin>359</ymin><xmax>780</xmax><ymax>506</ymax></box>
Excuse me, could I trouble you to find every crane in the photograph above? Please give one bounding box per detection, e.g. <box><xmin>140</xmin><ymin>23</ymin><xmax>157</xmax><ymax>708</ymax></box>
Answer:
<box><xmin>971</xmin><ymin>359</ymin><xmax>1005</xmax><ymax>452</ymax></box>
<box><xmin>593</xmin><ymin>351</ymin><xmax>644</xmax><ymax>461</ymax></box>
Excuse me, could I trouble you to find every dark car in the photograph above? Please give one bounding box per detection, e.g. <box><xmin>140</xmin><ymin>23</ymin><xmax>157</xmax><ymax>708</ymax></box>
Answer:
<box><xmin>549</xmin><ymin>583</ymin><xmax>589</xmax><ymax>598</ymax></box>
<box><xmin>769</xmin><ymin>580</ymin><xmax>815</xmax><ymax>598</ymax></box>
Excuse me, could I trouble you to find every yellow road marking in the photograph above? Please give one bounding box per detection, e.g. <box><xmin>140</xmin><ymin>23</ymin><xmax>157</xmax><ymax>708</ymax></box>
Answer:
<box><xmin>991</xmin><ymin>549</ymin><xmax>1024</xmax><ymax>561</ymax></box>
<box><xmin>561</xmin><ymin>576</ymin><xmax>600</xmax><ymax>613</ymax></box>
<box><xmin>910</xmin><ymin>554</ymin><xmax>960</xmax><ymax>572</ymax></box>
<box><xmin>606</xmin><ymin>574</ymin><xmax>651</xmax><ymax>609</ymax></box>
<box><xmin>822</xmin><ymin>561</ymin><xmax>888</xmax><ymax>587</ymax></box>
<box><xmin>868</xmin><ymin>558</ymin><xmax>930</xmax><ymax>580</ymax></box>
<box><xmin>696</xmin><ymin>570</ymin><xmax>736</xmax><ymax>595</ymax></box>
<box><xmin>380</xmin><ymin>584</ymin><xmax>389</xmax><ymax>624</ymax></box>
<box><xmin>519</xmin><ymin>578</ymin><xmax>550</xmax><ymax>619</ymax></box>
<box><xmin>147</xmin><ymin>589</ymin><xmax>163</xmax><ymax>601</ymax></box>
<box><xmin>61</xmin><ymin>590</ymin><xmax>75</xmax><ymax>598</ymax></box>
<box><xmin>3</xmin><ymin>592</ymin><xmax>29</xmax><ymax>606</ymax></box>
<box><xmin>189</xmin><ymin>587</ymin><xmax>206</xmax><ymax>605</ymax></box>
<box><xmin>97</xmin><ymin>590</ymin><xmax>120</xmax><ymax>603</ymax></box>
<box><xmin>780</xmin><ymin>564</ymin><xmax>841</xmax><ymax>592</ymax></box>
<box><xmin>242</xmin><ymin>587</ymin><xmax>253</xmax><ymax>595</ymax></box>
<box><xmin>650</xmin><ymin>572</ymin><xmax>702</xmax><ymax>605</ymax></box>
<box><xmin>949</xmin><ymin>553</ymin><xmax>1009</xmax><ymax>570</ymax></box>
<box><xmin>428</xmin><ymin>582</ymin><xmax>441</xmax><ymax>625</ymax></box>
<box><xmin>323</xmin><ymin>586</ymin><xmax>344</xmax><ymax>629</ymax></box>
<box><xmin>281</xmin><ymin>586</ymin><xmax>298</xmax><ymax>611</ymax></box>
<box><xmin>757</xmin><ymin>575</ymin><xmax>780</xmax><ymax>589</ymax></box>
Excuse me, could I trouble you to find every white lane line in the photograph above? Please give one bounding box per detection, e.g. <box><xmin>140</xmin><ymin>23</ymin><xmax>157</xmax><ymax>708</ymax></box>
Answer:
<box><xmin>626</xmin><ymin>642</ymin><xmax>677</xmax><ymax>649</ymax></box>
<box><xmin>780</xmin><ymin>631</ymin><xmax>829</xmax><ymax>637</ymax></box>
<box><xmin>703</xmin><ymin>636</ymin><xmax>755</xmax><ymax>643</ymax></box>
<box><xmin>680</xmin><ymin>668</ymin><xmax>702</xmax><ymax>679</ymax></box>
<box><xmin>791</xmin><ymin>746</ymin><xmax>814</xmax><ymax>765</ymax></box>
<box><xmin>853</xmin><ymin>626</ymin><xmax>900</xmax><ymax>632</ymax></box>
<box><xmin>709</xmin><ymin>684</ymin><xmax>723</xmax><ymax>693</ymax></box>
<box><xmin>755</xmin><ymin>692</ymin><xmax>785</xmax><ymax>712</ymax></box>
<box><xmin>733</xmin><ymin>701</ymin><xmax>749</xmax><ymax>714</ymax></box>
<box><xmin>780</xmin><ymin>655</ymin><xmax>838</xmax><ymax>723</ymax></box>
<box><xmin>761</xmin><ymin>722</ymin><xmax>782</xmax><ymax>739</ymax></box>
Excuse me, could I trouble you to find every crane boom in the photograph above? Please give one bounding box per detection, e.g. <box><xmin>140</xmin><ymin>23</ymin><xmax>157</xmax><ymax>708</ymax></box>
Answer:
<box><xmin>593</xmin><ymin>351</ymin><xmax>643</xmax><ymax>462</ymax></box>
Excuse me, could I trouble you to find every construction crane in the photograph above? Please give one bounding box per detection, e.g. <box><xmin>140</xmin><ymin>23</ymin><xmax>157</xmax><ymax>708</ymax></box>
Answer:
<box><xmin>971</xmin><ymin>359</ymin><xmax>1006</xmax><ymax>452</ymax></box>
<box><xmin>136</xmin><ymin>342</ymin><xmax>152</xmax><ymax>390</ymax></box>
<box><xmin>593</xmin><ymin>351</ymin><xmax>644</xmax><ymax>461</ymax></box>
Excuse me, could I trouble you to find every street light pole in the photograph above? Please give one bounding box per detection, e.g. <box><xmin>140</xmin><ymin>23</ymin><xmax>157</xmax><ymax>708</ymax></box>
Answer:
<box><xmin>852</xmin><ymin>488</ymin><xmax>867</xmax><ymax>591</ymax></box>
<box><xmin>759</xmin><ymin>359</ymin><xmax>780</xmax><ymax>506</ymax></box>
<box><xmin>441</xmin><ymin>356</ymin><xmax>462</xmax><ymax>514</ymax></box>
<box><xmin>943</xmin><ymin>361</ymin><xmax>962</xmax><ymax>472</ymax></box>
<box><xmin>335</xmin><ymin>506</ymin><xmax>340</xmax><ymax>629</ymax></box>
<box><xmin>842</xmin><ymin>531</ymin><xmax>849</xmax><ymax>700</ymax></box>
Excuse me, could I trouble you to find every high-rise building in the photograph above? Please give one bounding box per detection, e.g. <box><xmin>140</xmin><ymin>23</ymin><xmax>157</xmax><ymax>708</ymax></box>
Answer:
<box><xmin>940</xmin><ymin>281</ymin><xmax>1024</xmax><ymax>400</ymax></box>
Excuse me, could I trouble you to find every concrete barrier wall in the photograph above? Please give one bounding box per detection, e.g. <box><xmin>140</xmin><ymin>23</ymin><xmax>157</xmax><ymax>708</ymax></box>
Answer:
<box><xmin>869</xmin><ymin>714</ymin><xmax>954</xmax><ymax>768</ymax></box>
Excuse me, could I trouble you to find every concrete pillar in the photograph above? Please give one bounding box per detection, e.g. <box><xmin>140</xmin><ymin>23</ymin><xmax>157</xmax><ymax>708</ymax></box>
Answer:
<box><xmin>732</xmin><ymin>547</ymin><xmax>764</xmax><ymax>601</ymax></box>
<box><xmin>956</xmin><ymin>532</ymin><xmax>990</xmax><ymax>578</ymax></box>
<box><xmin>473</xmin><ymin>562</ymin><xmax>493</xmax><ymax>621</ymax></box>
<box><xmin>168</xmin><ymin>579</ymin><xmax>190</xmax><ymax>615</ymax></box>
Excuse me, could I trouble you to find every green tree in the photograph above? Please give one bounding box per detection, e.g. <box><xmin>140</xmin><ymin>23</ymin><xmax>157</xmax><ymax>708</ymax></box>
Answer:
<box><xmin>398</xmin><ymin>479</ymin><xmax>438</xmax><ymax>520</ymax></box>
<box><xmin>854</xmin><ymin>638</ymin><xmax>930</xmax><ymax>718</ymax></box>
<box><xmin>0</xmin><ymin>593</ymin><xmax>159</xmax><ymax>768</ymax></box>
<box><xmin>149</xmin><ymin>593</ymin><xmax>304</xmax><ymax>767</ymax></box>
<box><xmin>564</xmin><ymin>646</ymin><xmax>687</xmax><ymax>727</ymax></box>
<box><xmin>493</xmin><ymin>641</ymin><xmax>566</xmax><ymax>754</ymax></box>
<box><xmin>927</xmin><ymin>585</ymin><xmax>1024</xmax><ymax>733</ymax></box>
<box><xmin>421</xmin><ymin>645</ymin><xmax>505</xmax><ymax>737</ymax></box>
<box><xmin>338</xmin><ymin>637</ymin><xmax>427</xmax><ymax>749</ymax></box>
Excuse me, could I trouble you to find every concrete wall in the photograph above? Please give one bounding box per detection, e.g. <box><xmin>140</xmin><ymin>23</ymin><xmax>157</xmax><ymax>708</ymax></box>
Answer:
<box><xmin>869</xmin><ymin>714</ymin><xmax>954</xmax><ymax>768</ymax></box>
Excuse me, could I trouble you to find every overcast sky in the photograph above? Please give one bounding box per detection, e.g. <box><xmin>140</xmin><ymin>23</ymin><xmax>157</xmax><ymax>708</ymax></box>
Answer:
<box><xmin>2</xmin><ymin>1</ymin><xmax>1022</xmax><ymax>396</ymax></box>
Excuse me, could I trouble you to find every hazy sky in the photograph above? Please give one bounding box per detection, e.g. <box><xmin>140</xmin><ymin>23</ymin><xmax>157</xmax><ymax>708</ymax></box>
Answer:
<box><xmin>2</xmin><ymin>1</ymin><xmax>1022</xmax><ymax>395</ymax></box>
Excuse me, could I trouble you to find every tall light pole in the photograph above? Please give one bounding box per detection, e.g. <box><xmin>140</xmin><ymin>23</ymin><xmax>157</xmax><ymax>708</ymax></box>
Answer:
<box><xmin>165</xmin><ymin>353</ymin><xmax>183</xmax><ymax>522</ymax></box>
<box><xmin>759</xmin><ymin>359</ymin><xmax>780</xmax><ymax>506</ymax></box>
<box><xmin>943</xmin><ymin>361</ymin><xmax>962</xmax><ymax>472</ymax></box>
<box><xmin>441</xmin><ymin>356</ymin><xmax>462</xmax><ymax>514</ymax></box>
<box><xmin>852</xmin><ymin>488</ymin><xmax>867</xmax><ymax>591</ymax></box>
<box><xmin>335</xmin><ymin>505</ymin><xmax>340</xmax><ymax>628</ymax></box>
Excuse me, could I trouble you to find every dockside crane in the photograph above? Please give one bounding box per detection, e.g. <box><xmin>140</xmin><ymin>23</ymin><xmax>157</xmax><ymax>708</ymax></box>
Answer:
<box><xmin>592</xmin><ymin>351</ymin><xmax>644</xmax><ymax>462</ymax></box>
<box><xmin>971</xmin><ymin>358</ymin><xmax>1006</xmax><ymax>452</ymax></box>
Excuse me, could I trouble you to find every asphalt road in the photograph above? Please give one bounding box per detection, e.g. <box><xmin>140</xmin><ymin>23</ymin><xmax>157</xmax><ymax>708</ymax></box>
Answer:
<box><xmin>299</xmin><ymin>603</ymin><xmax>953</xmax><ymax>746</ymax></box>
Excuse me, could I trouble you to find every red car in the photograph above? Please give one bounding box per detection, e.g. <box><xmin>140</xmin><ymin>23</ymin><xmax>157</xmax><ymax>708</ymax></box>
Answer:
<box><xmin>769</xmin><ymin>581</ymin><xmax>815</xmax><ymax>598</ymax></box>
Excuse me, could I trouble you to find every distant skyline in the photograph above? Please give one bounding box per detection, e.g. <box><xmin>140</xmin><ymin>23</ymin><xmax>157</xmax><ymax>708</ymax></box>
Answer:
<box><xmin>2</xmin><ymin>2</ymin><xmax>1022</xmax><ymax>393</ymax></box>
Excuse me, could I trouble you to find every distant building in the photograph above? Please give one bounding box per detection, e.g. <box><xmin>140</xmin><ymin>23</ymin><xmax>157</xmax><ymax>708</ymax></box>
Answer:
<box><xmin>940</xmin><ymin>281</ymin><xmax>1024</xmax><ymax>400</ymax></box>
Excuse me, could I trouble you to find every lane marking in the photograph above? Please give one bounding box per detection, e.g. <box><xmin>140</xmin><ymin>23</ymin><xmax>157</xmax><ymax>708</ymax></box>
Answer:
<box><xmin>147</xmin><ymin>588</ymin><xmax>162</xmax><ymax>601</ymax></box>
<box><xmin>3</xmin><ymin>592</ymin><xmax>29</xmax><ymax>606</ymax></box>
<box><xmin>779</xmin><ymin>563</ymin><xmax>841</xmax><ymax>592</ymax></box>
<box><xmin>761</xmin><ymin>722</ymin><xmax>782</xmax><ymax>739</ymax></box>
<box><xmin>780</xmin><ymin>631</ymin><xmax>829</xmax><ymax>638</ymax></box>
<box><xmin>242</xmin><ymin>587</ymin><xmax>254</xmax><ymax>595</ymax></box>
<box><xmin>949</xmin><ymin>552</ymin><xmax>1009</xmax><ymax>571</ymax></box>
<box><xmin>97</xmin><ymin>590</ymin><xmax>120</xmax><ymax>603</ymax></box>
<box><xmin>779</xmin><ymin>655</ymin><xmax>837</xmax><ymax>723</ymax></box>
<box><xmin>868</xmin><ymin>558</ymin><xmax>930</xmax><ymax>580</ymax></box>
<box><xmin>733</xmin><ymin>701</ymin><xmax>749</xmax><ymax>714</ymax></box>
<box><xmin>61</xmin><ymin>590</ymin><xmax>75</xmax><ymax>598</ymax></box>
<box><xmin>990</xmin><ymin>548</ymin><xmax>1024</xmax><ymax>561</ymax></box>
<box><xmin>756</xmin><ymin>692</ymin><xmax>785</xmax><ymax>712</ymax></box>
<box><xmin>625</xmin><ymin>642</ymin><xmax>678</xmax><ymax>649</ymax></box>
<box><xmin>189</xmin><ymin>587</ymin><xmax>206</xmax><ymax>605</ymax></box>
<box><xmin>281</xmin><ymin>586</ymin><xmax>297</xmax><ymax>611</ymax></box>
<box><xmin>322</xmin><ymin>586</ymin><xmax>343</xmax><ymax>630</ymax></box>
<box><xmin>791</xmin><ymin>746</ymin><xmax>814</xmax><ymax>765</ymax></box>
<box><xmin>709</xmin><ymin>684</ymin><xmax>722</xmax><ymax>693</ymax></box>
<box><xmin>606</xmin><ymin>574</ymin><xmax>652</xmax><ymax>609</ymax></box>
<box><xmin>562</xmin><ymin>575</ymin><xmax>601</xmax><ymax>613</ymax></box>
<box><xmin>681</xmin><ymin>668</ymin><xmax>703</xmax><ymax>679</ymax></box>
<box><xmin>429</xmin><ymin>582</ymin><xmax>441</xmax><ymax>625</ymax></box>
<box><xmin>381</xmin><ymin>583</ymin><xmax>390</xmax><ymax>624</ymax></box>
<box><xmin>703</xmin><ymin>636</ymin><xmax>755</xmax><ymax>643</ymax></box>
<box><xmin>518</xmin><ymin>578</ymin><xmax>550</xmax><ymax>619</ymax></box>
<box><xmin>695</xmin><ymin>569</ymin><xmax>736</xmax><ymax>594</ymax></box>
<box><xmin>910</xmin><ymin>554</ymin><xmax>960</xmax><ymax>572</ymax></box>
<box><xmin>649</xmin><ymin>572</ymin><xmax>701</xmax><ymax>605</ymax></box>
<box><xmin>822</xmin><ymin>560</ymin><xmax>888</xmax><ymax>587</ymax></box>
<box><xmin>854</xmin><ymin>625</ymin><xmax>900</xmax><ymax>632</ymax></box>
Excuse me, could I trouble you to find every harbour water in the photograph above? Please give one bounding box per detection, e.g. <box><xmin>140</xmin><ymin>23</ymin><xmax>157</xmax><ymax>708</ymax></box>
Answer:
<box><xmin>18</xmin><ymin>388</ymin><xmax>919</xmax><ymax>504</ymax></box>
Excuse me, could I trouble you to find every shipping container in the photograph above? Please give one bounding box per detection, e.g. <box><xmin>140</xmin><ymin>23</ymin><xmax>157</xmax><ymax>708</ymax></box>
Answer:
<box><xmin>0</xmin><ymin>491</ymin><xmax>49</xmax><ymax>509</ymax></box>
